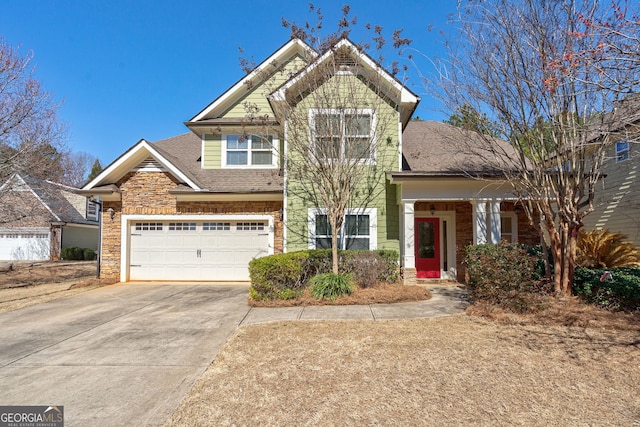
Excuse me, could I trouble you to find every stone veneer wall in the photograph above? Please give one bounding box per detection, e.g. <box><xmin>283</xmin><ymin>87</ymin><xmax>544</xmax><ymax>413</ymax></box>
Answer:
<box><xmin>99</xmin><ymin>171</ymin><xmax>284</xmax><ymax>281</ymax></box>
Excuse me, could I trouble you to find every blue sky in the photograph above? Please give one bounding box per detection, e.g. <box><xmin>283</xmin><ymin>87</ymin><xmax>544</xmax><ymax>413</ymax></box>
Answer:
<box><xmin>1</xmin><ymin>0</ymin><xmax>456</xmax><ymax>166</ymax></box>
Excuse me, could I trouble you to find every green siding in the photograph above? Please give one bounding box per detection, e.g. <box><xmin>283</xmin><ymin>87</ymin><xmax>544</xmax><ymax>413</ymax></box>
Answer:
<box><xmin>202</xmin><ymin>134</ymin><xmax>222</xmax><ymax>169</ymax></box>
<box><xmin>285</xmin><ymin>74</ymin><xmax>401</xmax><ymax>253</ymax></box>
<box><xmin>222</xmin><ymin>55</ymin><xmax>307</xmax><ymax>119</ymax></box>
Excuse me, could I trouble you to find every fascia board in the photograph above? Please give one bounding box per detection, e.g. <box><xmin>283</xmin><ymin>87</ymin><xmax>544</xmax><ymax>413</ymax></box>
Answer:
<box><xmin>83</xmin><ymin>139</ymin><xmax>201</xmax><ymax>191</ymax></box>
<box><xmin>190</xmin><ymin>39</ymin><xmax>316</xmax><ymax>122</ymax></box>
<box><xmin>271</xmin><ymin>38</ymin><xmax>419</xmax><ymax>105</ymax></box>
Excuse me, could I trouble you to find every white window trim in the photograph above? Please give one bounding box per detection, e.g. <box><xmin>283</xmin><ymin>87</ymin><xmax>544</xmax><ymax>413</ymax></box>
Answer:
<box><xmin>307</xmin><ymin>207</ymin><xmax>377</xmax><ymax>250</ymax></box>
<box><xmin>616</xmin><ymin>140</ymin><xmax>630</xmax><ymax>163</ymax></box>
<box><xmin>499</xmin><ymin>212</ymin><xmax>518</xmax><ymax>243</ymax></box>
<box><xmin>308</xmin><ymin>108</ymin><xmax>377</xmax><ymax>165</ymax></box>
<box><xmin>221</xmin><ymin>134</ymin><xmax>278</xmax><ymax>169</ymax></box>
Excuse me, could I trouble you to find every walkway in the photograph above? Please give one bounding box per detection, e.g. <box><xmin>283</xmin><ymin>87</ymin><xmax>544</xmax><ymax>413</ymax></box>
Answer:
<box><xmin>241</xmin><ymin>285</ymin><xmax>469</xmax><ymax>325</ymax></box>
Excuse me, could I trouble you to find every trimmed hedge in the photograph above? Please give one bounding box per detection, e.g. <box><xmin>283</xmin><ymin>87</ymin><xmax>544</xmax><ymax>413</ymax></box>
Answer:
<box><xmin>574</xmin><ymin>267</ymin><xmax>640</xmax><ymax>312</ymax></box>
<box><xmin>61</xmin><ymin>247</ymin><xmax>96</xmax><ymax>261</ymax></box>
<box><xmin>248</xmin><ymin>249</ymin><xmax>399</xmax><ymax>301</ymax></box>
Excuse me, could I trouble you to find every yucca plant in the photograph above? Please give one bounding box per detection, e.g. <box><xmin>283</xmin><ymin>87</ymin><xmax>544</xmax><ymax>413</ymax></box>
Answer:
<box><xmin>576</xmin><ymin>229</ymin><xmax>640</xmax><ymax>268</ymax></box>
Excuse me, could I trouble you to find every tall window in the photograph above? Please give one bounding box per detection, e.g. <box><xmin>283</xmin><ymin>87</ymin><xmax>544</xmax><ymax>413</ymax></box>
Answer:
<box><xmin>310</xmin><ymin>109</ymin><xmax>374</xmax><ymax>163</ymax></box>
<box><xmin>309</xmin><ymin>208</ymin><xmax>377</xmax><ymax>250</ymax></box>
<box><xmin>499</xmin><ymin>213</ymin><xmax>518</xmax><ymax>243</ymax></box>
<box><xmin>616</xmin><ymin>140</ymin><xmax>630</xmax><ymax>163</ymax></box>
<box><xmin>224</xmin><ymin>134</ymin><xmax>275</xmax><ymax>167</ymax></box>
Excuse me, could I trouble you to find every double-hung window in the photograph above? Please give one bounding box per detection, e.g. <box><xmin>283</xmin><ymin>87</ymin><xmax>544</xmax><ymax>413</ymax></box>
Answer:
<box><xmin>310</xmin><ymin>109</ymin><xmax>375</xmax><ymax>163</ymax></box>
<box><xmin>309</xmin><ymin>208</ymin><xmax>377</xmax><ymax>250</ymax></box>
<box><xmin>616</xmin><ymin>140</ymin><xmax>630</xmax><ymax>163</ymax></box>
<box><xmin>224</xmin><ymin>134</ymin><xmax>275</xmax><ymax>167</ymax></box>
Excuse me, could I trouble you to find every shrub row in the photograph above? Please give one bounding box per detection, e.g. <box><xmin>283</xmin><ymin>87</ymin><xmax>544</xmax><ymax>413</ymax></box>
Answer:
<box><xmin>61</xmin><ymin>247</ymin><xmax>96</xmax><ymax>261</ymax></box>
<box><xmin>248</xmin><ymin>249</ymin><xmax>399</xmax><ymax>301</ymax></box>
<box><xmin>574</xmin><ymin>267</ymin><xmax>640</xmax><ymax>312</ymax></box>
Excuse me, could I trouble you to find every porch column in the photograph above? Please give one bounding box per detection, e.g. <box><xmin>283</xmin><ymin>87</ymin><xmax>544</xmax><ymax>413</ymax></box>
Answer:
<box><xmin>402</xmin><ymin>201</ymin><xmax>416</xmax><ymax>269</ymax></box>
<box><xmin>488</xmin><ymin>201</ymin><xmax>502</xmax><ymax>244</ymax></box>
<box><xmin>472</xmin><ymin>200</ymin><xmax>488</xmax><ymax>244</ymax></box>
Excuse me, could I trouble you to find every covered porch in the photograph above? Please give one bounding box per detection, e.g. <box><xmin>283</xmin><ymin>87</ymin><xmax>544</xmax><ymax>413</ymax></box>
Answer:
<box><xmin>391</xmin><ymin>175</ymin><xmax>538</xmax><ymax>284</ymax></box>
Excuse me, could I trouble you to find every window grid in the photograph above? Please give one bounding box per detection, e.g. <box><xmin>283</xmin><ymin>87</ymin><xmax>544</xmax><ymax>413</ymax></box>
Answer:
<box><xmin>312</xmin><ymin>110</ymin><xmax>373</xmax><ymax>162</ymax></box>
<box><xmin>168</xmin><ymin>222</ymin><xmax>196</xmax><ymax>231</ymax></box>
<box><xmin>314</xmin><ymin>213</ymin><xmax>371</xmax><ymax>250</ymax></box>
<box><xmin>237</xmin><ymin>222</ymin><xmax>265</xmax><ymax>231</ymax></box>
<box><xmin>225</xmin><ymin>134</ymin><xmax>274</xmax><ymax>166</ymax></box>
<box><xmin>135</xmin><ymin>222</ymin><xmax>164</xmax><ymax>231</ymax></box>
<box><xmin>203</xmin><ymin>222</ymin><xmax>231</xmax><ymax>231</ymax></box>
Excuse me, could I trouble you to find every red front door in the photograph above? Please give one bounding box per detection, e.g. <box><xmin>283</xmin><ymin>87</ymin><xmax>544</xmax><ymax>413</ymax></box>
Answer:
<box><xmin>415</xmin><ymin>218</ymin><xmax>440</xmax><ymax>278</ymax></box>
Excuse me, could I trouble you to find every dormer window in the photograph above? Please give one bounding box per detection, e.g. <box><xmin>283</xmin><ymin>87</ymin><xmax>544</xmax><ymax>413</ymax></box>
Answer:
<box><xmin>223</xmin><ymin>134</ymin><xmax>277</xmax><ymax>168</ymax></box>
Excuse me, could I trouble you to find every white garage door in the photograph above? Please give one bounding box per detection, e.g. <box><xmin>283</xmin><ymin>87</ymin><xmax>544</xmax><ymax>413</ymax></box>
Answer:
<box><xmin>0</xmin><ymin>231</ymin><xmax>50</xmax><ymax>261</ymax></box>
<box><xmin>129</xmin><ymin>220</ymin><xmax>269</xmax><ymax>281</ymax></box>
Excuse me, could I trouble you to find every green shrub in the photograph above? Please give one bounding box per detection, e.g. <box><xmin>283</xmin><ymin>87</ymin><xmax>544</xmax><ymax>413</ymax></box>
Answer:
<box><xmin>574</xmin><ymin>267</ymin><xmax>640</xmax><ymax>312</ymax></box>
<box><xmin>61</xmin><ymin>247</ymin><xmax>85</xmax><ymax>260</ymax></box>
<box><xmin>465</xmin><ymin>242</ymin><xmax>542</xmax><ymax>312</ymax></box>
<box><xmin>83</xmin><ymin>248</ymin><xmax>96</xmax><ymax>260</ymax></box>
<box><xmin>248</xmin><ymin>249</ymin><xmax>399</xmax><ymax>301</ymax></box>
<box><xmin>248</xmin><ymin>252</ymin><xmax>309</xmax><ymax>300</ymax></box>
<box><xmin>309</xmin><ymin>273</ymin><xmax>354</xmax><ymax>300</ymax></box>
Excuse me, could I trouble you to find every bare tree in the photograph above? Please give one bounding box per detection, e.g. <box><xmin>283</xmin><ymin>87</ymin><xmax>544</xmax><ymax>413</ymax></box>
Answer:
<box><xmin>0</xmin><ymin>38</ymin><xmax>67</xmax><ymax>183</ymax></box>
<box><xmin>241</xmin><ymin>5</ymin><xmax>412</xmax><ymax>274</ymax></box>
<box><xmin>430</xmin><ymin>0</ymin><xmax>640</xmax><ymax>295</ymax></box>
<box><xmin>0</xmin><ymin>38</ymin><xmax>68</xmax><ymax>227</ymax></box>
<box><xmin>60</xmin><ymin>151</ymin><xmax>98</xmax><ymax>187</ymax></box>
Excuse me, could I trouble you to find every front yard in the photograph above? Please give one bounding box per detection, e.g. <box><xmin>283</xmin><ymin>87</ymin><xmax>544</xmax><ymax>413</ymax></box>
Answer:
<box><xmin>166</xmin><ymin>310</ymin><xmax>639</xmax><ymax>426</ymax></box>
<box><xmin>0</xmin><ymin>261</ymin><xmax>103</xmax><ymax>313</ymax></box>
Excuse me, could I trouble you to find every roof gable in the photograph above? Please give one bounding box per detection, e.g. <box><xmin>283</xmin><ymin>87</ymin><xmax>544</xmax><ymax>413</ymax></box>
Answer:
<box><xmin>1</xmin><ymin>174</ymin><xmax>96</xmax><ymax>225</ymax></box>
<box><xmin>269</xmin><ymin>38</ymin><xmax>419</xmax><ymax>127</ymax></box>
<box><xmin>82</xmin><ymin>139</ymin><xmax>201</xmax><ymax>192</ymax></box>
<box><xmin>188</xmin><ymin>38</ymin><xmax>316</xmax><ymax>124</ymax></box>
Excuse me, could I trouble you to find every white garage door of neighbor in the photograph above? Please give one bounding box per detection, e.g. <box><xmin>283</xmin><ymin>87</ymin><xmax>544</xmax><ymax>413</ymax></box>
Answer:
<box><xmin>0</xmin><ymin>232</ymin><xmax>50</xmax><ymax>261</ymax></box>
<box><xmin>129</xmin><ymin>221</ymin><xmax>270</xmax><ymax>281</ymax></box>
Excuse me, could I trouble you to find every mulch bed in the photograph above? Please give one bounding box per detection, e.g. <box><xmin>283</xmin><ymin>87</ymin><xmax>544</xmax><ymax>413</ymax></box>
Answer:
<box><xmin>248</xmin><ymin>282</ymin><xmax>432</xmax><ymax>307</ymax></box>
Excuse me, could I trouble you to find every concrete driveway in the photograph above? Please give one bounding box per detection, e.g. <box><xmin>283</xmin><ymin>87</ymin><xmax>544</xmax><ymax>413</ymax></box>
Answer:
<box><xmin>0</xmin><ymin>282</ymin><xmax>250</xmax><ymax>427</ymax></box>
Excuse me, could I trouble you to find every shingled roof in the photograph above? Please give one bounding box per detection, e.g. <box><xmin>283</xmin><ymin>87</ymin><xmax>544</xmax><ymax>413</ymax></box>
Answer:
<box><xmin>1</xmin><ymin>174</ymin><xmax>97</xmax><ymax>226</ymax></box>
<box><xmin>399</xmin><ymin>120</ymin><xmax>519</xmax><ymax>177</ymax></box>
<box><xmin>152</xmin><ymin>133</ymin><xmax>283</xmax><ymax>193</ymax></box>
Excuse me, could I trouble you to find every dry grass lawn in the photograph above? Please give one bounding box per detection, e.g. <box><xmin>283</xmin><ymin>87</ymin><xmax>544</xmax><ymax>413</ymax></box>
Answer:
<box><xmin>167</xmin><ymin>309</ymin><xmax>640</xmax><ymax>426</ymax></box>
<box><xmin>0</xmin><ymin>261</ymin><xmax>109</xmax><ymax>313</ymax></box>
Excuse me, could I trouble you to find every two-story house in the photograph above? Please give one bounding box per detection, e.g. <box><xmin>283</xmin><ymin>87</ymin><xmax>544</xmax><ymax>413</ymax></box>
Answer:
<box><xmin>82</xmin><ymin>38</ymin><xmax>538</xmax><ymax>284</ymax></box>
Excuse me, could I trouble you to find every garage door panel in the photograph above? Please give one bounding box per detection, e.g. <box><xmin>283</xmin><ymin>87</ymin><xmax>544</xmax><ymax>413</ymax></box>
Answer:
<box><xmin>129</xmin><ymin>220</ymin><xmax>269</xmax><ymax>281</ymax></box>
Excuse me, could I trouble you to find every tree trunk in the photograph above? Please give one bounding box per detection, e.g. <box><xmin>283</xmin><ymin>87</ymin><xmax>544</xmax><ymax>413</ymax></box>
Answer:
<box><xmin>331</xmin><ymin>232</ymin><xmax>339</xmax><ymax>274</ymax></box>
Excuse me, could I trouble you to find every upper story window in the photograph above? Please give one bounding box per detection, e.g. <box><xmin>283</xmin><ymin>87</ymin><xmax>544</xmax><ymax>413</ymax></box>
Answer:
<box><xmin>310</xmin><ymin>109</ymin><xmax>375</xmax><ymax>163</ymax></box>
<box><xmin>223</xmin><ymin>134</ymin><xmax>276</xmax><ymax>168</ymax></box>
<box><xmin>616</xmin><ymin>140</ymin><xmax>630</xmax><ymax>162</ymax></box>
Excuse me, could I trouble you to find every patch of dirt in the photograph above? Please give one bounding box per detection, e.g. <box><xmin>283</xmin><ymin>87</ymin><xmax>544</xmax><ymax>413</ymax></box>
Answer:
<box><xmin>249</xmin><ymin>282</ymin><xmax>432</xmax><ymax>307</ymax></box>
<box><xmin>0</xmin><ymin>261</ymin><xmax>114</xmax><ymax>313</ymax></box>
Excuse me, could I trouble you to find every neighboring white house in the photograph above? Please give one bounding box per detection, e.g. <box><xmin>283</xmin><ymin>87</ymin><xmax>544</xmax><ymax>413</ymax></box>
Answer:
<box><xmin>0</xmin><ymin>174</ymin><xmax>99</xmax><ymax>261</ymax></box>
